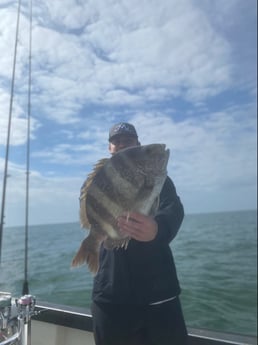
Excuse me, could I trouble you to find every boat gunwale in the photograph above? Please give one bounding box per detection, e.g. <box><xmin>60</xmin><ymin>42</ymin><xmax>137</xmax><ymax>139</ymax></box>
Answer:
<box><xmin>32</xmin><ymin>301</ymin><xmax>257</xmax><ymax>345</ymax></box>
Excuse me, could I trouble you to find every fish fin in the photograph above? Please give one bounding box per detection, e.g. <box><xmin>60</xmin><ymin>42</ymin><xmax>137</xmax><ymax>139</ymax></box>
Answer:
<box><xmin>80</xmin><ymin>158</ymin><xmax>109</xmax><ymax>229</ymax></box>
<box><xmin>71</xmin><ymin>231</ymin><xmax>105</xmax><ymax>274</ymax></box>
<box><xmin>104</xmin><ymin>237</ymin><xmax>130</xmax><ymax>250</ymax></box>
<box><xmin>79</xmin><ymin>185</ymin><xmax>90</xmax><ymax>228</ymax></box>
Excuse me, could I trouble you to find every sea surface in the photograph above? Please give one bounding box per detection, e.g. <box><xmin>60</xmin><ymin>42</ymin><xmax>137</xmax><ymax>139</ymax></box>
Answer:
<box><xmin>0</xmin><ymin>210</ymin><xmax>257</xmax><ymax>337</ymax></box>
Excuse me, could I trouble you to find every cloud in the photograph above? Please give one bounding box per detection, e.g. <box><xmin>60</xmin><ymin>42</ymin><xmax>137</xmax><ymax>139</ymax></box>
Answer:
<box><xmin>130</xmin><ymin>103</ymin><xmax>257</xmax><ymax>194</ymax></box>
<box><xmin>1</xmin><ymin>100</ymin><xmax>256</xmax><ymax>226</ymax></box>
<box><xmin>0</xmin><ymin>0</ymin><xmax>237</xmax><ymax>126</ymax></box>
<box><xmin>0</xmin><ymin>0</ymin><xmax>256</xmax><ymax>225</ymax></box>
<box><xmin>0</xmin><ymin>89</ymin><xmax>40</xmax><ymax>146</ymax></box>
<box><xmin>0</xmin><ymin>164</ymin><xmax>82</xmax><ymax>226</ymax></box>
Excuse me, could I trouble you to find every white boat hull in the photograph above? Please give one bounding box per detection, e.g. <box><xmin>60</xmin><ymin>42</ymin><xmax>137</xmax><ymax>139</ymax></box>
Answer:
<box><xmin>31</xmin><ymin>320</ymin><xmax>94</xmax><ymax>345</ymax></box>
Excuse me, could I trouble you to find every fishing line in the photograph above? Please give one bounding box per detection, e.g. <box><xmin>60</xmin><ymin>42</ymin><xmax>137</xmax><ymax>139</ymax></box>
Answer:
<box><xmin>0</xmin><ymin>0</ymin><xmax>22</xmax><ymax>264</ymax></box>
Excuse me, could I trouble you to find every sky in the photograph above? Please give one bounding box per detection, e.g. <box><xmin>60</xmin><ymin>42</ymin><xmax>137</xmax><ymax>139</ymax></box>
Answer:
<box><xmin>0</xmin><ymin>0</ymin><xmax>257</xmax><ymax>227</ymax></box>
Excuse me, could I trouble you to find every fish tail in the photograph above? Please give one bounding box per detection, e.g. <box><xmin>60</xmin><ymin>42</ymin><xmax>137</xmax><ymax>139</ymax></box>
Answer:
<box><xmin>71</xmin><ymin>234</ymin><xmax>101</xmax><ymax>274</ymax></box>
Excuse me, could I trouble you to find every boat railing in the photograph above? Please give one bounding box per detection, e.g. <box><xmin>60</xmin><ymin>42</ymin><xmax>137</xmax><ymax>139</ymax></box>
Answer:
<box><xmin>1</xmin><ymin>294</ymin><xmax>257</xmax><ymax>345</ymax></box>
<box><xmin>33</xmin><ymin>300</ymin><xmax>257</xmax><ymax>345</ymax></box>
<box><xmin>0</xmin><ymin>293</ymin><xmax>37</xmax><ymax>345</ymax></box>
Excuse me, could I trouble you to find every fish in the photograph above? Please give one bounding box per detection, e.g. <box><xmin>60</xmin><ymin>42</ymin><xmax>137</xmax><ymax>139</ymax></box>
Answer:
<box><xmin>71</xmin><ymin>143</ymin><xmax>170</xmax><ymax>274</ymax></box>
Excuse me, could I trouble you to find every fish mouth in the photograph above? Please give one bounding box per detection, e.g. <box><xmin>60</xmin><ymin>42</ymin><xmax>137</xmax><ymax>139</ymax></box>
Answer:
<box><xmin>161</xmin><ymin>144</ymin><xmax>169</xmax><ymax>152</ymax></box>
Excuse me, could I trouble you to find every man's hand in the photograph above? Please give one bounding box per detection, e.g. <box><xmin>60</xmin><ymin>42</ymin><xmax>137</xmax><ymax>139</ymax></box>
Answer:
<box><xmin>117</xmin><ymin>212</ymin><xmax>158</xmax><ymax>242</ymax></box>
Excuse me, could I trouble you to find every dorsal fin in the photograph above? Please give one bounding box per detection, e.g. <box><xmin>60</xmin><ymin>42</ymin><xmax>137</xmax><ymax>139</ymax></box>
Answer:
<box><xmin>80</xmin><ymin>158</ymin><xmax>109</xmax><ymax>229</ymax></box>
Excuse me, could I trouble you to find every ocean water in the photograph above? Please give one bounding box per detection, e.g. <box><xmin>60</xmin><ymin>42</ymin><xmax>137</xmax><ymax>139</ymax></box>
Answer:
<box><xmin>0</xmin><ymin>210</ymin><xmax>257</xmax><ymax>337</ymax></box>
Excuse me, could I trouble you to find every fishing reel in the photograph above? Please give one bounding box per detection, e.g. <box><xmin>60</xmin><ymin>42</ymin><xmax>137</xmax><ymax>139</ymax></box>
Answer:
<box><xmin>0</xmin><ymin>292</ymin><xmax>14</xmax><ymax>343</ymax></box>
<box><xmin>0</xmin><ymin>292</ymin><xmax>36</xmax><ymax>345</ymax></box>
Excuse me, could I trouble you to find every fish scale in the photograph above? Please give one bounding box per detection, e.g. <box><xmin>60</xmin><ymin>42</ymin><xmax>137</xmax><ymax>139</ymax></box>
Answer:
<box><xmin>72</xmin><ymin>143</ymin><xmax>170</xmax><ymax>274</ymax></box>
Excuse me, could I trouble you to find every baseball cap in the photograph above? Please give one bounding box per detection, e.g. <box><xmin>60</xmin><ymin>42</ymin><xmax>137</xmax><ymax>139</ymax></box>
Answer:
<box><xmin>109</xmin><ymin>122</ymin><xmax>138</xmax><ymax>142</ymax></box>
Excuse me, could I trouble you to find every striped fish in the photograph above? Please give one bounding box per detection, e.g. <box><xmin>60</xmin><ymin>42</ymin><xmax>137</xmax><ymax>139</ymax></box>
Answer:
<box><xmin>71</xmin><ymin>144</ymin><xmax>170</xmax><ymax>273</ymax></box>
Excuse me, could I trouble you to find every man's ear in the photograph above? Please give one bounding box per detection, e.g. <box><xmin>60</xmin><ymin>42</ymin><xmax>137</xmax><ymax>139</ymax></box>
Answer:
<box><xmin>108</xmin><ymin>142</ymin><xmax>112</xmax><ymax>152</ymax></box>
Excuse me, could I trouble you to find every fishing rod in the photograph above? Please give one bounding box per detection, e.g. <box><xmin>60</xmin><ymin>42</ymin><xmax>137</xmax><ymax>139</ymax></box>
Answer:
<box><xmin>0</xmin><ymin>0</ymin><xmax>33</xmax><ymax>294</ymax></box>
<box><xmin>22</xmin><ymin>0</ymin><xmax>33</xmax><ymax>297</ymax></box>
<box><xmin>0</xmin><ymin>0</ymin><xmax>22</xmax><ymax>264</ymax></box>
<box><xmin>0</xmin><ymin>0</ymin><xmax>38</xmax><ymax>343</ymax></box>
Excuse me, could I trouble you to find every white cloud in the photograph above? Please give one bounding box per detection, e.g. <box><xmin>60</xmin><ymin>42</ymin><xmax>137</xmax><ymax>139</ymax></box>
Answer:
<box><xmin>1</xmin><ymin>169</ymin><xmax>82</xmax><ymax>226</ymax></box>
<box><xmin>0</xmin><ymin>89</ymin><xmax>40</xmax><ymax>146</ymax></box>
<box><xmin>0</xmin><ymin>0</ymin><xmax>238</xmax><ymax>127</ymax></box>
<box><xmin>0</xmin><ymin>0</ymin><xmax>256</xmax><ymax>225</ymax></box>
<box><xmin>1</xmin><ymin>100</ymin><xmax>256</xmax><ymax>226</ymax></box>
<box><xmin>130</xmin><ymin>103</ymin><xmax>257</xmax><ymax>194</ymax></box>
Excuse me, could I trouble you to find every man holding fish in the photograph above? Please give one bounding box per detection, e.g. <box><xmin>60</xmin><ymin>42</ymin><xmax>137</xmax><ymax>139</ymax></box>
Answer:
<box><xmin>73</xmin><ymin>122</ymin><xmax>188</xmax><ymax>344</ymax></box>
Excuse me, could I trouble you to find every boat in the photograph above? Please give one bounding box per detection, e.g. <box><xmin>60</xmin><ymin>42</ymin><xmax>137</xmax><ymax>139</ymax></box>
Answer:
<box><xmin>33</xmin><ymin>301</ymin><xmax>258</xmax><ymax>345</ymax></box>
<box><xmin>0</xmin><ymin>293</ymin><xmax>257</xmax><ymax>345</ymax></box>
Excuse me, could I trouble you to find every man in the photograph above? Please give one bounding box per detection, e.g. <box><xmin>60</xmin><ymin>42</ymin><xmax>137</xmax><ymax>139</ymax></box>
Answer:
<box><xmin>91</xmin><ymin>122</ymin><xmax>188</xmax><ymax>345</ymax></box>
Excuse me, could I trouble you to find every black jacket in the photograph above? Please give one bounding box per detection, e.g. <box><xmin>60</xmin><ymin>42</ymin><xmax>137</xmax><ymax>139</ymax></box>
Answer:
<box><xmin>92</xmin><ymin>176</ymin><xmax>184</xmax><ymax>305</ymax></box>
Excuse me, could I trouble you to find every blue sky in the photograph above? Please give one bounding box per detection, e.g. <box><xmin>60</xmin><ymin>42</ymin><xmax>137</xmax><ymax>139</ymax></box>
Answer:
<box><xmin>0</xmin><ymin>0</ymin><xmax>257</xmax><ymax>226</ymax></box>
